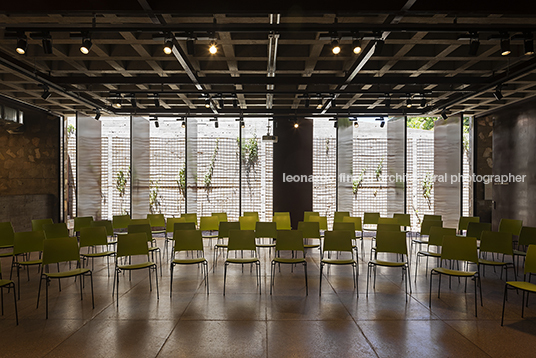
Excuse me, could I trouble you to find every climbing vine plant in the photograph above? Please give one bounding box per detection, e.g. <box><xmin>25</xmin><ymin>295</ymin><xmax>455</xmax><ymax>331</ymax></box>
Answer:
<box><xmin>422</xmin><ymin>172</ymin><xmax>433</xmax><ymax>209</ymax></box>
<box><xmin>149</xmin><ymin>179</ymin><xmax>161</xmax><ymax>214</ymax></box>
<box><xmin>204</xmin><ymin>139</ymin><xmax>219</xmax><ymax>200</ymax></box>
<box><xmin>116</xmin><ymin>166</ymin><xmax>130</xmax><ymax>214</ymax></box>
<box><xmin>352</xmin><ymin>168</ymin><xmax>367</xmax><ymax>195</ymax></box>
<box><xmin>375</xmin><ymin>157</ymin><xmax>384</xmax><ymax>181</ymax></box>
<box><xmin>239</xmin><ymin>136</ymin><xmax>259</xmax><ymax>191</ymax></box>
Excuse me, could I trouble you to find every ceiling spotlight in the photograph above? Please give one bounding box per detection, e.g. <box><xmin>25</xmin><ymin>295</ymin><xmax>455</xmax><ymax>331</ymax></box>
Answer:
<box><xmin>353</xmin><ymin>39</ymin><xmax>362</xmax><ymax>54</ymax></box>
<box><xmin>240</xmin><ymin>121</ymin><xmax>245</xmax><ymax>128</ymax></box>
<box><xmin>494</xmin><ymin>85</ymin><xmax>503</xmax><ymax>101</ymax></box>
<box><xmin>406</xmin><ymin>99</ymin><xmax>412</xmax><ymax>108</ymax></box>
<box><xmin>316</xmin><ymin>100</ymin><xmax>323</xmax><ymax>110</ymax></box>
<box><xmin>441</xmin><ymin>108</ymin><xmax>448</xmax><ymax>120</ymax></box>
<box><xmin>420</xmin><ymin>97</ymin><xmax>427</xmax><ymax>108</ymax></box>
<box><xmin>331</xmin><ymin>40</ymin><xmax>341</xmax><ymax>55</ymax></box>
<box><xmin>94</xmin><ymin>108</ymin><xmax>101</xmax><ymax>120</ymax></box>
<box><xmin>152</xmin><ymin>94</ymin><xmax>160</xmax><ymax>107</ymax></box>
<box><xmin>209</xmin><ymin>41</ymin><xmax>218</xmax><ymax>55</ymax></box>
<box><xmin>163</xmin><ymin>39</ymin><xmax>173</xmax><ymax>55</ymax></box>
<box><xmin>469</xmin><ymin>37</ymin><xmax>480</xmax><ymax>56</ymax></box>
<box><xmin>215</xmin><ymin>120</ymin><xmax>219</xmax><ymax>128</ymax></box>
<box><xmin>375</xmin><ymin>39</ymin><xmax>385</xmax><ymax>55</ymax></box>
<box><xmin>500</xmin><ymin>36</ymin><xmax>511</xmax><ymax>56</ymax></box>
<box><xmin>380</xmin><ymin>121</ymin><xmax>385</xmax><ymax>128</ymax></box>
<box><xmin>331</xmin><ymin>97</ymin><xmax>336</xmax><ymax>108</ymax></box>
<box><xmin>130</xmin><ymin>95</ymin><xmax>137</xmax><ymax>108</ymax></box>
<box><xmin>204</xmin><ymin>98</ymin><xmax>211</xmax><ymax>108</ymax></box>
<box><xmin>524</xmin><ymin>34</ymin><xmax>535</xmax><ymax>56</ymax></box>
<box><xmin>181</xmin><ymin>119</ymin><xmax>186</xmax><ymax>128</ymax></box>
<box><xmin>42</xmin><ymin>35</ymin><xmax>53</xmax><ymax>55</ymax></box>
<box><xmin>16</xmin><ymin>37</ymin><xmax>27</xmax><ymax>55</ymax></box>
<box><xmin>80</xmin><ymin>38</ymin><xmax>92</xmax><ymax>55</ymax></box>
<box><xmin>294</xmin><ymin>122</ymin><xmax>299</xmax><ymax>129</ymax></box>
<box><xmin>233</xmin><ymin>98</ymin><xmax>238</xmax><ymax>108</ymax></box>
<box><xmin>41</xmin><ymin>85</ymin><xmax>51</xmax><ymax>100</ymax></box>
<box><xmin>155</xmin><ymin>120</ymin><xmax>159</xmax><ymax>128</ymax></box>
<box><xmin>333</xmin><ymin>121</ymin><xmax>338</xmax><ymax>128</ymax></box>
<box><xmin>112</xmin><ymin>98</ymin><xmax>122</xmax><ymax>109</ymax></box>
<box><xmin>354</xmin><ymin>121</ymin><xmax>359</xmax><ymax>128</ymax></box>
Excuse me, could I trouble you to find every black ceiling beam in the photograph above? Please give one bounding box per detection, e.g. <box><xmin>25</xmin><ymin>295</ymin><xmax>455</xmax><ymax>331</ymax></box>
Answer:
<box><xmin>52</xmin><ymin>75</ymin><xmax>490</xmax><ymax>86</ymax></box>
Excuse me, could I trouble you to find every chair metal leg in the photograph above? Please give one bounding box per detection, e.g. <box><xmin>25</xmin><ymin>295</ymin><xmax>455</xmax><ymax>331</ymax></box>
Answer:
<box><xmin>319</xmin><ymin>263</ymin><xmax>323</xmax><ymax>296</ymax></box>
<box><xmin>223</xmin><ymin>263</ymin><xmax>228</xmax><ymax>296</ymax></box>
<box><xmin>501</xmin><ymin>284</ymin><xmax>508</xmax><ymax>326</ymax></box>
<box><xmin>304</xmin><ymin>262</ymin><xmax>308</xmax><ymax>296</ymax></box>
<box><xmin>170</xmin><ymin>264</ymin><xmax>174</xmax><ymax>298</ymax></box>
<box><xmin>155</xmin><ymin>265</ymin><xmax>159</xmax><ymax>299</ymax></box>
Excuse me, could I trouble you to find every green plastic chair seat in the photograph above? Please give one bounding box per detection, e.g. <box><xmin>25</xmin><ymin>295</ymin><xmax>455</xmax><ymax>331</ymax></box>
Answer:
<box><xmin>304</xmin><ymin>243</ymin><xmax>320</xmax><ymax>248</ymax></box>
<box><xmin>273</xmin><ymin>257</ymin><xmax>306</xmax><ymax>264</ymax></box>
<box><xmin>152</xmin><ymin>229</ymin><xmax>166</xmax><ymax>234</ymax></box>
<box><xmin>432</xmin><ymin>267</ymin><xmax>477</xmax><ymax>277</ymax></box>
<box><xmin>417</xmin><ymin>251</ymin><xmax>441</xmax><ymax>258</ymax></box>
<box><xmin>202</xmin><ymin>232</ymin><xmax>218</xmax><ymax>238</ymax></box>
<box><xmin>256</xmin><ymin>243</ymin><xmax>275</xmax><ymax>247</ymax></box>
<box><xmin>45</xmin><ymin>268</ymin><xmax>90</xmax><ymax>279</ymax></box>
<box><xmin>226</xmin><ymin>257</ymin><xmax>260</xmax><ymax>264</ymax></box>
<box><xmin>118</xmin><ymin>261</ymin><xmax>156</xmax><ymax>270</ymax></box>
<box><xmin>81</xmin><ymin>251</ymin><xmax>115</xmax><ymax>258</ymax></box>
<box><xmin>0</xmin><ymin>278</ymin><xmax>14</xmax><ymax>286</ymax></box>
<box><xmin>369</xmin><ymin>259</ymin><xmax>406</xmax><ymax>267</ymax></box>
<box><xmin>215</xmin><ymin>243</ymin><xmax>228</xmax><ymax>248</ymax></box>
<box><xmin>0</xmin><ymin>244</ymin><xmax>13</xmax><ymax>249</ymax></box>
<box><xmin>513</xmin><ymin>249</ymin><xmax>526</xmax><ymax>256</ymax></box>
<box><xmin>413</xmin><ymin>239</ymin><xmax>429</xmax><ymax>245</ymax></box>
<box><xmin>322</xmin><ymin>258</ymin><xmax>355</xmax><ymax>265</ymax></box>
<box><xmin>0</xmin><ymin>250</ymin><xmax>13</xmax><ymax>257</ymax></box>
<box><xmin>172</xmin><ymin>257</ymin><xmax>206</xmax><ymax>265</ymax></box>
<box><xmin>478</xmin><ymin>258</ymin><xmax>509</xmax><ymax>266</ymax></box>
<box><xmin>19</xmin><ymin>259</ymin><xmax>42</xmax><ymax>266</ymax></box>
<box><xmin>505</xmin><ymin>281</ymin><xmax>536</xmax><ymax>292</ymax></box>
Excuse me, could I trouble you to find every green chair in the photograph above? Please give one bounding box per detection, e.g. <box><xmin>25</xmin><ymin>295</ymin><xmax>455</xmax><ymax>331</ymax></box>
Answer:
<box><xmin>147</xmin><ymin>214</ymin><xmax>166</xmax><ymax>235</ymax></box>
<box><xmin>270</xmin><ymin>230</ymin><xmax>308</xmax><ymax>295</ymax></box>
<box><xmin>320</xmin><ymin>230</ymin><xmax>358</xmax><ymax>297</ymax></box>
<box><xmin>333</xmin><ymin>222</ymin><xmax>356</xmax><ymax>237</ymax></box>
<box><xmin>498</xmin><ymin>219</ymin><xmax>523</xmax><ymax>238</ymax></box>
<box><xmin>364</xmin><ymin>212</ymin><xmax>380</xmax><ymax>226</ymax></box>
<box><xmin>181</xmin><ymin>213</ymin><xmax>198</xmax><ymax>227</ymax></box>
<box><xmin>112</xmin><ymin>214</ymin><xmax>131</xmax><ymax>234</ymax></box>
<box><xmin>74</xmin><ymin>216</ymin><xmax>94</xmax><ymax>235</ymax></box>
<box><xmin>303</xmin><ymin>211</ymin><xmax>319</xmax><ymax>222</ymax></box>
<box><xmin>0</xmin><ymin>262</ymin><xmax>18</xmax><ymax>325</ymax></box>
<box><xmin>244</xmin><ymin>212</ymin><xmax>260</xmax><ymax>221</ymax></box>
<box><xmin>170</xmin><ymin>230</ymin><xmax>209</xmax><ymax>297</ymax></box>
<box><xmin>37</xmin><ymin>237</ymin><xmax>94</xmax><ymax>319</ymax></box>
<box><xmin>224</xmin><ymin>230</ymin><xmax>261</xmax><ymax>295</ymax></box>
<box><xmin>415</xmin><ymin>227</ymin><xmax>457</xmax><ymax>279</ymax></box>
<box><xmin>393</xmin><ymin>213</ymin><xmax>411</xmax><ymax>228</ymax></box>
<box><xmin>423</xmin><ymin>214</ymin><xmax>442</xmax><ymax>221</ymax></box>
<box><xmin>129</xmin><ymin>219</ymin><xmax>150</xmax><ymax>226</ymax></box>
<box><xmin>91</xmin><ymin>220</ymin><xmax>115</xmax><ymax>246</ymax></box>
<box><xmin>458</xmin><ymin>216</ymin><xmax>480</xmax><ymax>233</ymax></box>
<box><xmin>43</xmin><ymin>223</ymin><xmax>69</xmax><ymax>239</ymax></box>
<box><xmin>79</xmin><ymin>226</ymin><xmax>115</xmax><ymax>275</ymax></box>
<box><xmin>128</xmin><ymin>224</ymin><xmax>162</xmax><ymax>276</ymax></box>
<box><xmin>297</xmin><ymin>221</ymin><xmax>321</xmax><ymax>250</ymax></box>
<box><xmin>164</xmin><ymin>217</ymin><xmax>187</xmax><ymax>252</ymax></box>
<box><xmin>199</xmin><ymin>216</ymin><xmax>220</xmax><ymax>242</ymax></box>
<box><xmin>273</xmin><ymin>213</ymin><xmax>292</xmax><ymax>230</ymax></box>
<box><xmin>212</xmin><ymin>212</ymin><xmax>228</xmax><ymax>222</ymax></box>
<box><xmin>239</xmin><ymin>216</ymin><xmax>258</xmax><ymax>231</ymax></box>
<box><xmin>333</xmin><ymin>211</ymin><xmax>350</xmax><ymax>223</ymax></box>
<box><xmin>378</xmin><ymin>217</ymin><xmax>399</xmax><ymax>225</ymax></box>
<box><xmin>479</xmin><ymin>231</ymin><xmax>515</xmax><ymax>281</ymax></box>
<box><xmin>501</xmin><ymin>245</ymin><xmax>536</xmax><ymax>326</ymax></box>
<box><xmin>113</xmin><ymin>233</ymin><xmax>159</xmax><ymax>305</ymax></box>
<box><xmin>213</xmin><ymin>221</ymin><xmax>241</xmax><ymax>271</ymax></box>
<box><xmin>370</xmin><ymin>223</ymin><xmax>401</xmax><ymax>259</ymax></box>
<box><xmin>0</xmin><ymin>222</ymin><xmax>15</xmax><ymax>258</ymax></box>
<box><xmin>309</xmin><ymin>215</ymin><xmax>328</xmax><ymax>232</ymax></box>
<box><xmin>11</xmin><ymin>231</ymin><xmax>45</xmax><ymax>298</ymax></box>
<box><xmin>429</xmin><ymin>235</ymin><xmax>482</xmax><ymax>317</ymax></box>
<box><xmin>255</xmin><ymin>221</ymin><xmax>278</xmax><ymax>250</ymax></box>
<box><xmin>32</xmin><ymin>218</ymin><xmax>54</xmax><ymax>232</ymax></box>
<box><xmin>466</xmin><ymin>222</ymin><xmax>491</xmax><ymax>241</ymax></box>
<box><xmin>513</xmin><ymin>226</ymin><xmax>536</xmax><ymax>271</ymax></box>
<box><xmin>367</xmin><ymin>231</ymin><xmax>411</xmax><ymax>300</ymax></box>
<box><xmin>412</xmin><ymin>220</ymin><xmax>443</xmax><ymax>253</ymax></box>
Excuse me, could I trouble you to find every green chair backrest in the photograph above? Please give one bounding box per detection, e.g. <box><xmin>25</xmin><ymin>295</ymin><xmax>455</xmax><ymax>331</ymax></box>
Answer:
<box><xmin>0</xmin><ymin>222</ymin><xmax>15</xmax><ymax>247</ymax></box>
<box><xmin>458</xmin><ymin>216</ymin><xmax>480</xmax><ymax>231</ymax></box>
<box><xmin>43</xmin><ymin>223</ymin><xmax>69</xmax><ymax>239</ymax></box>
<box><xmin>128</xmin><ymin>224</ymin><xmax>152</xmax><ymax>242</ymax></box>
<box><xmin>181</xmin><ymin>213</ymin><xmax>198</xmax><ymax>225</ymax></box>
<box><xmin>273</xmin><ymin>214</ymin><xmax>292</xmax><ymax>230</ymax></box>
<box><xmin>466</xmin><ymin>222</ymin><xmax>491</xmax><ymax>239</ymax></box>
<box><xmin>334</xmin><ymin>211</ymin><xmax>350</xmax><ymax>222</ymax></box>
<box><xmin>255</xmin><ymin>222</ymin><xmax>278</xmax><ymax>238</ymax></box>
<box><xmin>428</xmin><ymin>226</ymin><xmax>457</xmax><ymax>247</ymax></box>
<box><xmin>218</xmin><ymin>221</ymin><xmax>241</xmax><ymax>238</ymax></box>
<box><xmin>393</xmin><ymin>213</ymin><xmax>411</xmax><ymax>227</ymax></box>
<box><xmin>228</xmin><ymin>230</ymin><xmax>257</xmax><ymax>251</ymax></box>
<box><xmin>79</xmin><ymin>226</ymin><xmax>109</xmax><ymax>248</ymax></box>
<box><xmin>91</xmin><ymin>220</ymin><xmax>114</xmax><ymax>236</ymax></box>
<box><xmin>32</xmin><ymin>218</ymin><xmax>53</xmax><ymax>232</ymax></box>
<box><xmin>112</xmin><ymin>215</ymin><xmax>131</xmax><ymax>230</ymax></box>
<box><xmin>377</xmin><ymin>223</ymin><xmax>401</xmax><ymax>232</ymax></box>
<box><xmin>524</xmin><ymin>245</ymin><xmax>536</xmax><ymax>275</ymax></box>
<box><xmin>519</xmin><ymin>226</ymin><xmax>536</xmax><ymax>246</ymax></box>
<box><xmin>13</xmin><ymin>231</ymin><xmax>45</xmax><ymax>255</ymax></box>
<box><xmin>147</xmin><ymin>214</ymin><xmax>166</xmax><ymax>228</ymax></box>
<box><xmin>211</xmin><ymin>212</ymin><xmax>228</xmax><ymax>222</ymax></box>
<box><xmin>420</xmin><ymin>220</ymin><xmax>442</xmax><ymax>235</ymax></box>
<box><xmin>172</xmin><ymin>222</ymin><xmax>197</xmax><ymax>232</ymax></box>
<box><xmin>166</xmin><ymin>217</ymin><xmax>187</xmax><ymax>233</ymax></box>
<box><xmin>424</xmin><ymin>214</ymin><xmax>442</xmax><ymax>221</ymax></box>
<box><xmin>274</xmin><ymin>212</ymin><xmax>290</xmax><ymax>216</ymax></box>
<box><xmin>375</xmin><ymin>231</ymin><xmax>408</xmax><ymax>255</ymax></box>
<box><xmin>378</xmin><ymin>217</ymin><xmax>399</xmax><ymax>225</ymax></box>
<box><xmin>129</xmin><ymin>219</ymin><xmax>150</xmax><ymax>226</ymax></box>
<box><xmin>199</xmin><ymin>216</ymin><xmax>220</xmax><ymax>231</ymax></box>
<box><xmin>275</xmin><ymin>230</ymin><xmax>305</xmax><ymax>252</ymax></box>
<box><xmin>499</xmin><ymin>218</ymin><xmax>523</xmax><ymax>237</ymax></box>
<box><xmin>116</xmin><ymin>233</ymin><xmax>149</xmax><ymax>258</ymax></box>
<box><xmin>173</xmin><ymin>229</ymin><xmax>204</xmax><ymax>252</ymax></box>
<box><xmin>333</xmin><ymin>222</ymin><xmax>355</xmax><ymax>233</ymax></box>
<box><xmin>243</xmin><ymin>212</ymin><xmax>260</xmax><ymax>221</ymax></box>
<box><xmin>239</xmin><ymin>216</ymin><xmax>258</xmax><ymax>231</ymax></box>
<box><xmin>309</xmin><ymin>215</ymin><xmax>328</xmax><ymax>230</ymax></box>
<box><xmin>323</xmin><ymin>230</ymin><xmax>354</xmax><ymax>252</ymax></box>
<box><xmin>441</xmin><ymin>235</ymin><xmax>478</xmax><ymax>264</ymax></box>
<box><xmin>303</xmin><ymin>211</ymin><xmax>319</xmax><ymax>222</ymax></box>
<box><xmin>42</xmin><ymin>237</ymin><xmax>81</xmax><ymax>266</ymax></box>
<box><xmin>74</xmin><ymin>216</ymin><xmax>94</xmax><ymax>232</ymax></box>
<box><xmin>297</xmin><ymin>221</ymin><xmax>320</xmax><ymax>239</ymax></box>
<box><xmin>343</xmin><ymin>216</ymin><xmax>363</xmax><ymax>231</ymax></box>
<box><xmin>479</xmin><ymin>231</ymin><xmax>513</xmax><ymax>255</ymax></box>
<box><xmin>363</xmin><ymin>212</ymin><xmax>380</xmax><ymax>225</ymax></box>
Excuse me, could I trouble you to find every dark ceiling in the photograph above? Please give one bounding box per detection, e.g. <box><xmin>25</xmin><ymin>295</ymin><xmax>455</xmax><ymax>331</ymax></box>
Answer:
<box><xmin>1</xmin><ymin>1</ymin><xmax>536</xmax><ymax>118</ymax></box>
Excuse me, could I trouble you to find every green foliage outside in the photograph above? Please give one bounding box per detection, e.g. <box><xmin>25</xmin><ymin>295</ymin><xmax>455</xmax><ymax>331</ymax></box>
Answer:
<box><xmin>149</xmin><ymin>180</ymin><xmax>161</xmax><ymax>214</ymax></box>
<box><xmin>116</xmin><ymin>166</ymin><xmax>130</xmax><ymax>214</ymax></box>
<box><xmin>204</xmin><ymin>139</ymin><xmax>219</xmax><ymax>199</ymax></box>
<box><xmin>352</xmin><ymin>168</ymin><xmax>367</xmax><ymax>195</ymax></box>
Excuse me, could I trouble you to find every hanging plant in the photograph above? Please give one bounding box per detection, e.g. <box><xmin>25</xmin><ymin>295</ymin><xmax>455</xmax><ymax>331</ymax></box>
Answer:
<box><xmin>352</xmin><ymin>167</ymin><xmax>367</xmax><ymax>195</ymax></box>
<box><xmin>375</xmin><ymin>157</ymin><xmax>384</xmax><ymax>181</ymax></box>
<box><xmin>422</xmin><ymin>172</ymin><xmax>433</xmax><ymax>209</ymax></box>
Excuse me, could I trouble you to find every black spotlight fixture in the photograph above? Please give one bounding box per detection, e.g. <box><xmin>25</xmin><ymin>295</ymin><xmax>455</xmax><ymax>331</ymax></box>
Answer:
<box><xmin>380</xmin><ymin>121</ymin><xmax>385</xmax><ymax>128</ymax></box>
<box><xmin>331</xmin><ymin>39</ymin><xmax>341</xmax><ymax>55</ymax></box>
<box><xmin>375</xmin><ymin>39</ymin><xmax>385</xmax><ymax>55</ymax></box>
<box><xmin>240</xmin><ymin>120</ymin><xmax>245</xmax><ymax>128</ymax></box>
<box><xmin>181</xmin><ymin>117</ymin><xmax>186</xmax><ymax>128</ymax></box>
<box><xmin>152</xmin><ymin>94</ymin><xmax>160</xmax><ymax>107</ymax></box>
<box><xmin>205</xmin><ymin>97</ymin><xmax>211</xmax><ymax>108</ymax></box>
<box><xmin>441</xmin><ymin>108</ymin><xmax>448</xmax><ymax>120</ymax></box>
<box><xmin>469</xmin><ymin>35</ymin><xmax>480</xmax><ymax>56</ymax></box>
<box><xmin>406</xmin><ymin>98</ymin><xmax>412</xmax><ymax>108</ymax></box>
<box><xmin>500</xmin><ymin>34</ymin><xmax>511</xmax><ymax>56</ymax></box>
<box><xmin>420</xmin><ymin>95</ymin><xmax>427</xmax><ymax>108</ymax></box>
<box><xmin>353</xmin><ymin>39</ymin><xmax>362</xmax><ymax>54</ymax></box>
<box><xmin>305</xmin><ymin>96</ymin><xmax>310</xmax><ymax>108</ymax></box>
<box><xmin>40</xmin><ymin>85</ymin><xmax>51</xmax><ymax>100</ymax></box>
<box><xmin>42</xmin><ymin>33</ymin><xmax>53</xmax><ymax>55</ymax></box>
<box><xmin>233</xmin><ymin>97</ymin><xmax>238</xmax><ymax>108</ymax></box>
<box><xmin>112</xmin><ymin>98</ymin><xmax>122</xmax><ymax>109</ymax></box>
<box><xmin>94</xmin><ymin>108</ymin><xmax>101</xmax><ymax>120</ymax></box>
<box><xmin>494</xmin><ymin>84</ymin><xmax>503</xmax><ymax>101</ymax></box>
<box><xmin>163</xmin><ymin>39</ymin><xmax>173</xmax><ymax>55</ymax></box>
<box><xmin>333</xmin><ymin>121</ymin><xmax>338</xmax><ymax>128</ymax></box>
<box><xmin>155</xmin><ymin>120</ymin><xmax>159</xmax><ymax>128</ymax></box>
<box><xmin>130</xmin><ymin>94</ymin><xmax>137</xmax><ymax>108</ymax></box>
<box><xmin>16</xmin><ymin>37</ymin><xmax>27</xmax><ymax>55</ymax></box>
<box><xmin>80</xmin><ymin>37</ymin><xmax>92</xmax><ymax>55</ymax></box>
<box><xmin>524</xmin><ymin>33</ymin><xmax>535</xmax><ymax>56</ymax></box>
<box><xmin>384</xmin><ymin>95</ymin><xmax>391</xmax><ymax>109</ymax></box>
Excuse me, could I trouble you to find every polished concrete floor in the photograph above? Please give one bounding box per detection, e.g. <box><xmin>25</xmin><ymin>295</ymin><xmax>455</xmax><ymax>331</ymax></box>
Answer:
<box><xmin>1</xmin><ymin>234</ymin><xmax>535</xmax><ymax>358</ymax></box>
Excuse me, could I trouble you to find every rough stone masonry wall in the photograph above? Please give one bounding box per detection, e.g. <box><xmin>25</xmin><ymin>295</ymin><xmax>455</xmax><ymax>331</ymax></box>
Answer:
<box><xmin>0</xmin><ymin>104</ymin><xmax>60</xmax><ymax>231</ymax></box>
